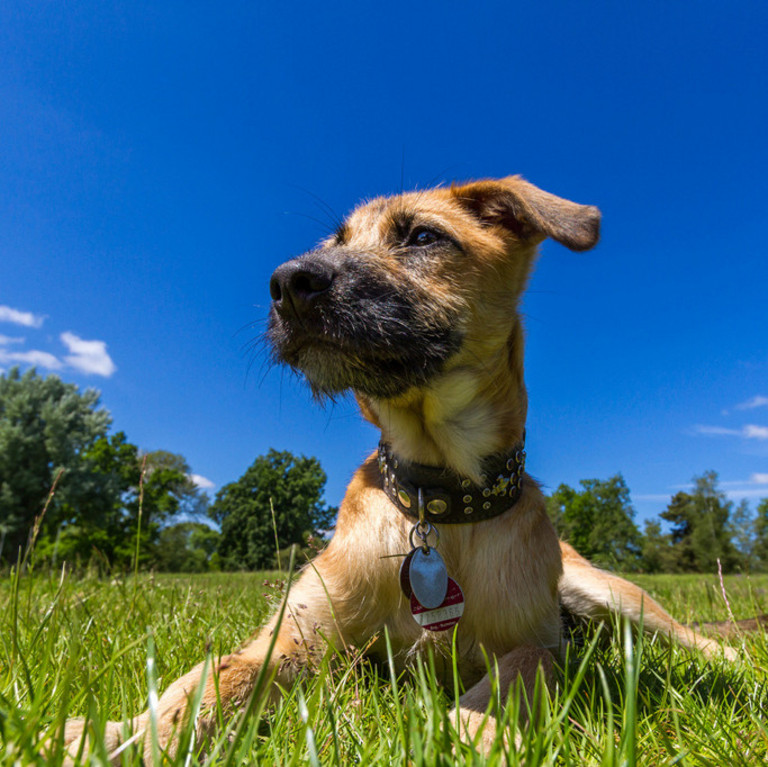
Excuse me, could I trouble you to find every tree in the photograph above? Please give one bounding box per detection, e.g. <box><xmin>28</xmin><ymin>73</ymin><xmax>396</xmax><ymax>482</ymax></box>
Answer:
<box><xmin>0</xmin><ymin>367</ymin><xmax>110</xmax><ymax>563</ymax></box>
<box><xmin>34</xmin><ymin>431</ymin><xmax>138</xmax><ymax>565</ymax></box>
<box><xmin>755</xmin><ymin>498</ymin><xmax>768</xmax><ymax>572</ymax></box>
<box><xmin>638</xmin><ymin>519</ymin><xmax>677</xmax><ymax>573</ymax></box>
<box><xmin>107</xmin><ymin>447</ymin><xmax>209</xmax><ymax>567</ymax></box>
<box><xmin>210</xmin><ymin>449</ymin><xmax>336</xmax><ymax>570</ymax></box>
<box><xmin>31</xmin><ymin>435</ymin><xmax>209</xmax><ymax>568</ymax></box>
<box><xmin>729</xmin><ymin>499</ymin><xmax>755</xmax><ymax>572</ymax></box>
<box><xmin>0</xmin><ymin>368</ymin><xmax>209</xmax><ymax>569</ymax></box>
<box><xmin>154</xmin><ymin>522</ymin><xmax>220</xmax><ymax>572</ymax></box>
<box><xmin>660</xmin><ymin>471</ymin><xmax>739</xmax><ymax>573</ymax></box>
<box><xmin>547</xmin><ymin>475</ymin><xmax>641</xmax><ymax>571</ymax></box>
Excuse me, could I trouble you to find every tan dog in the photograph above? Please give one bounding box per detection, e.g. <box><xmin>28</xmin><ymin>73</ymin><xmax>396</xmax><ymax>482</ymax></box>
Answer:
<box><xmin>61</xmin><ymin>176</ymin><xmax>735</xmax><ymax>763</ymax></box>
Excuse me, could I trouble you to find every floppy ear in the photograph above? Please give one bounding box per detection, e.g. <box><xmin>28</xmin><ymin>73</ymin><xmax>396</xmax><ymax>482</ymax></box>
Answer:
<box><xmin>451</xmin><ymin>175</ymin><xmax>601</xmax><ymax>252</ymax></box>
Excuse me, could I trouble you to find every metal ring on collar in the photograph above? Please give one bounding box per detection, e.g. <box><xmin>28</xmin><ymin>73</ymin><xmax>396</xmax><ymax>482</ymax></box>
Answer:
<box><xmin>409</xmin><ymin>521</ymin><xmax>439</xmax><ymax>550</ymax></box>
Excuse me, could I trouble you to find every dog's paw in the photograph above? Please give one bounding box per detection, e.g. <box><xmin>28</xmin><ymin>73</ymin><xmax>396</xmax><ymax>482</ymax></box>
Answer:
<box><xmin>721</xmin><ymin>644</ymin><xmax>739</xmax><ymax>663</ymax></box>
<box><xmin>49</xmin><ymin>717</ymin><xmax>127</xmax><ymax>766</ymax></box>
<box><xmin>697</xmin><ymin>637</ymin><xmax>740</xmax><ymax>664</ymax></box>
<box><xmin>449</xmin><ymin>707</ymin><xmax>509</xmax><ymax>759</ymax></box>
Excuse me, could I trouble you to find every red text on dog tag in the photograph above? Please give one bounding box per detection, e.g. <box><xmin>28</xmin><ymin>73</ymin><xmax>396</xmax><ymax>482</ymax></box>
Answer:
<box><xmin>410</xmin><ymin>577</ymin><xmax>464</xmax><ymax>632</ymax></box>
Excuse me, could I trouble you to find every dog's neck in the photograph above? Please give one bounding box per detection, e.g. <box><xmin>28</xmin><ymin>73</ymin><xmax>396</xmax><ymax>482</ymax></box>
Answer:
<box><xmin>359</xmin><ymin>321</ymin><xmax>528</xmax><ymax>483</ymax></box>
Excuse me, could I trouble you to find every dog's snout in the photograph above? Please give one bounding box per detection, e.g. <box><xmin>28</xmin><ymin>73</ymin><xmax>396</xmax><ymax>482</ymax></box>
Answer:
<box><xmin>270</xmin><ymin>258</ymin><xmax>335</xmax><ymax>316</ymax></box>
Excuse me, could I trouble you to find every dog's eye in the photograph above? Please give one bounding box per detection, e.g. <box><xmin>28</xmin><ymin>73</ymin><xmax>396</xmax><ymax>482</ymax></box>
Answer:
<box><xmin>408</xmin><ymin>227</ymin><xmax>442</xmax><ymax>247</ymax></box>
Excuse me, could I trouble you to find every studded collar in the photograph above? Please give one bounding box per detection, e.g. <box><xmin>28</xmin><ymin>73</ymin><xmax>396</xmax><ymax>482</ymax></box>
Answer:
<box><xmin>377</xmin><ymin>437</ymin><xmax>526</xmax><ymax>524</ymax></box>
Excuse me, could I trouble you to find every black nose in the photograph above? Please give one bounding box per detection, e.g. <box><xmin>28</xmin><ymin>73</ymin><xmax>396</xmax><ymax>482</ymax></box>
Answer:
<box><xmin>270</xmin><ymin>257</ymin><xmax>335</xmax><ymax>317</ymax></box>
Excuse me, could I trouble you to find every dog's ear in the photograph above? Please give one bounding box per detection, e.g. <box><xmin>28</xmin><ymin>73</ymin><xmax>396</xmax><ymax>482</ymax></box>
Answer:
<box><xmin>451</xmin><ymin>175</ymin><xmax>601</xmax><ymax>252</ymax></box>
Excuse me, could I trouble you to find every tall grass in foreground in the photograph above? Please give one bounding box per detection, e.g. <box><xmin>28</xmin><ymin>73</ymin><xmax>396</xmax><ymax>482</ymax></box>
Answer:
<box><xmin>1</xmin><ymin>568</ymin><xmax>766</xmax><ymax>766</ymax></box>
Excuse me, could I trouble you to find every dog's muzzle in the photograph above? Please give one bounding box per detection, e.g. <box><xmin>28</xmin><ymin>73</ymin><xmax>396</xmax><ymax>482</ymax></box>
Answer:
<box><xmin>267</xmin><ymin>246</ymin><xmax>464</xmax><ymax>398</ymax></box>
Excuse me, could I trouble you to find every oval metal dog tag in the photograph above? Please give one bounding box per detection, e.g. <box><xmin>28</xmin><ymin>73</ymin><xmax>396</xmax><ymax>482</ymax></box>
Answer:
<box><xmin>410</xmin><ymin>577</ymin><xmax>464</xmax><ymax>632</ymax></box>
<box><xmin>408</xmin><ymin>547</ymin><xmax>448</xmax><ymax>608</ymax></box>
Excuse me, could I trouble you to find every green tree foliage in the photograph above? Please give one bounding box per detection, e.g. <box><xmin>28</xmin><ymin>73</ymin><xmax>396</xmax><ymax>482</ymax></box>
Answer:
<box><xmin>754</xmin><ymin>497</ymin><xmax>768</xmax><ymax>571</ymax></box>
<box><xmin>35</xmin><ymin>431</ymin><xmax>138</xmax><ymax>565</ymax></box>
<box><xmin>210</xmin><ymin>449</ymin><xmax>336</xmax><ymax>570</ymax></box>
<box><xmin>639</xmin><ymin>519</ymin><xmax>677</xmax><ymax>573</ymax></box>
<box><xmin>547</xmin><ymin>474</ymin><xmax>641</xmax><ymax>571</ymax></box>
<box><xmin>33</xmin><ymin>438</ymin><xmax>208</xmax><ymax>568</ymax></box>
<box><xmin>154</xmin><ymin>521</ymin><xmax>220</xmax><ymax>572</ymax></box>
<box><xmin>660</xmin><ymin>471</ymin><xmax>740</xmax><ymax>573</ymax></box>
<box><xmin>134</xmin><ymin>450</ymin><xmax>210</xmax><ymax>567</ymax></box>
<box><xmin>0</xmin><ymin>367</ymin><xmax>207</xmax><ymax>568</ymax></box>
<box><xmin>729</xmin><ymin>499</ymin><xmax>755</xmax><ymax>571</ymax></box>
<box><xmin>0</xmin><ymin>367</ymin><xmax>110</xmax><ymax>562</ymax></box>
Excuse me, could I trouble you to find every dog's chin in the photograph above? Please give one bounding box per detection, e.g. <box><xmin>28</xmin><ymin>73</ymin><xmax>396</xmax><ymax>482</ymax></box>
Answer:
<box><xmin>275</xmin><ymin>339</ymin><xmax>450</xmax><ymax>400</ymax></box>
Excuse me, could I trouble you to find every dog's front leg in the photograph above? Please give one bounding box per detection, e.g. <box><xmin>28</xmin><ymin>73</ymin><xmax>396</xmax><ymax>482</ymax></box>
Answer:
<box><xmin>141</xmin><ymin>606</ymin><xmax>319</xmax><ymax>761</ymax></box>
<box><xmin>59</xmin><ymin>564</ymin><xmax>347</xmax><ymax>766</ymax></box>
<box><xmin>450</xmin><ymin>646</ymin><xmax>554</xmax><ymax>758</ymax></box>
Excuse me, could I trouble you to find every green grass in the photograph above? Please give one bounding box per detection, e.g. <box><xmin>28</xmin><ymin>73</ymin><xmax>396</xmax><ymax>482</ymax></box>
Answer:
<box><xmin>1</xmin><ymin>567</ymin><xmax>766</xmax><ymax>766</ymax></box>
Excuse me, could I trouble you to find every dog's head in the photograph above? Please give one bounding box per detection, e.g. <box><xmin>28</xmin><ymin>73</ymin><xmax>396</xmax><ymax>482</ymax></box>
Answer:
<box><xmin>268</xmin><ymin>176</ymin><xmax>600</xmax><ymax>405</ymax></box>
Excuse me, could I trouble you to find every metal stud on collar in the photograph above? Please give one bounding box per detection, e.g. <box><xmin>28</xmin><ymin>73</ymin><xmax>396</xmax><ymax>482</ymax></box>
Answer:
<box><xmin>427</xmin><ymin>498</ymin><xmax>447</xmax><ymax>515</ymax></box>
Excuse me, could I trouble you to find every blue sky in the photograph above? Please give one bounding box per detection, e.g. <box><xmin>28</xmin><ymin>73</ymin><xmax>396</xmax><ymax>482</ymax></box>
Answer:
<box><xmin>1</xmin><ymin>1</ymin><xmax>766</xmax><ymax>524</ymax></box>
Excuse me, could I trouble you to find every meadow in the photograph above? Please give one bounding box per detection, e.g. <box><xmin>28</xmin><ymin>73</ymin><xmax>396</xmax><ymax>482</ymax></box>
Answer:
<box><xmin>1</xmin><ymin>565</ymin><xmax>766</xmax><ymax>766</ymax></box>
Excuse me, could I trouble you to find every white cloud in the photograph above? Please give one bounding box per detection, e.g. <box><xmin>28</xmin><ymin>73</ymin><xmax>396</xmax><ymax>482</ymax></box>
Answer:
<box><xmin>735</xmin><ymin>395</ymin><xmax>768</xmax><ymax>410</ymax></box>
<box><xmin>743</xmin><ymin>424</ymin><xmax>768</xmax><ymax>440</ymax></box>
<box><xmin>725</xmin><ymin>488</ymin><xmax>768</xmax><ymax>500</ymax></box>
<box><xmin>0</xmin><ymin>335</ymin><xmax>25</xmax><ymax>345</ymax></box>
<box><xmin>60</xmin><ymin>332</ymin><xmax>116</xmax><ymax>377</ymax></box>
<box><xmin>0</xmin><ymin>348</ymin><xmax>63</xmax><ymax>370</ymax></box>
<box><xmin>693</xmin><ymin>424</ymin><xmax>768</xmax><ymax>440</ymax></box>
<box><xmin>0</xmin><ymin>305</ymin><xmax>45</xmax><ymax>328</ymax></box>
<box><xmin>189</xmin><ymin>474</ymin><xmax>215</xmax><ymax>490</ymax></box>
<box><xmin>639</xmin><ymin>475</ymin><xmax>768</xmax><ymax>507</ymax></box>
<box><xmin>692</xmin><ymin>425</ymin><xmax>741</xmax><ymax>437</ymax></box>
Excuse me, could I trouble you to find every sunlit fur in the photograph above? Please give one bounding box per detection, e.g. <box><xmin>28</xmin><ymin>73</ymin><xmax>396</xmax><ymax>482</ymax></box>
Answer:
<box><xmin>59</xmin><ymin>177</ymin><xmax>735</xmax><ymax>765</ymax></box>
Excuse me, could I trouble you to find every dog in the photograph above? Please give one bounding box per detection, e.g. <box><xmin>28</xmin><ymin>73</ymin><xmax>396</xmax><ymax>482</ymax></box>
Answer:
<box><xmin>60</xmin><ymin>176</ymin><xmax>736</xmax><ymax>763</ymax></box>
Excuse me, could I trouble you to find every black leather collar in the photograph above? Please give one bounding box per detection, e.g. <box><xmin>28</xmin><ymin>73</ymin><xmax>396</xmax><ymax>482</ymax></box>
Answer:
<box><xmin>377</xmin><ymin>437</ymin><xmax>526</xmax><ymax>524</ymax></box>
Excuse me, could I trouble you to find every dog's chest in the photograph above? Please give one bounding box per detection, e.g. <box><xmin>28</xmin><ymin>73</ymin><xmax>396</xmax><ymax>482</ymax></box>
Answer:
<box><xmin>382</xmin><ymin>520</ymin><xmax>562</xmax><ymax>671</ymax></box>
<box><xmin>451</xmin><ymin>543</ymin><xmax>560</xmax><ymax>651</ymax></box>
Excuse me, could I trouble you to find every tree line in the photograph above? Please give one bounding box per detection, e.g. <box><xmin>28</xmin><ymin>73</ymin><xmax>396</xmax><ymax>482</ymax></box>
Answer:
<box><xmin>547</xmin><ymin>472</ymin><xmax>768</xmax><ymax>573</ymax></box>
<box><xmin>2</xmin><ymin>367</ymin><xmax>766</xmax><ymax>574</ymax></box>
<box><xmin>0</xmin><ymin>368</ymin><xmax>334</xmax><ymax>572</ymax></box>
